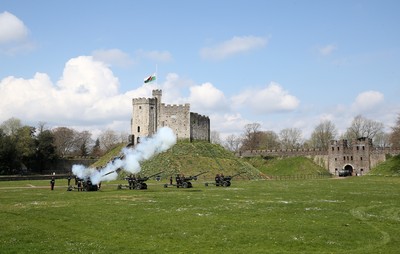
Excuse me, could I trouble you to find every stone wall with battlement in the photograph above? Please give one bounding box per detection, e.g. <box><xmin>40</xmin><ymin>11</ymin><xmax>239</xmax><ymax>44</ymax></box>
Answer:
<box><xmin>131</xmin><ymin>90</ymin><xmax>210</xmax><ymax>144</ymax></box>
<box><xmin>237</xmin><ymin>139</ymin><xmax>400</xmax><ymax>174</ymax></box>
<box><xmin>190</xmin><ymin>112</ymin><xmax>210</xmax><ymax>142</ymax></box>
<box><xmin>159</xmin><ymin>103</ymin><xmax>191</xmax><ymax>140</ymax></box>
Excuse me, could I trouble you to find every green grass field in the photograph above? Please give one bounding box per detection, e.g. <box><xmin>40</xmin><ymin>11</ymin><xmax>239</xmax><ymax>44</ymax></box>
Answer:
<box><xmin>1</xmin><ymin>177</ymin><xmax>399</xmax><ymax>253</ymax></box>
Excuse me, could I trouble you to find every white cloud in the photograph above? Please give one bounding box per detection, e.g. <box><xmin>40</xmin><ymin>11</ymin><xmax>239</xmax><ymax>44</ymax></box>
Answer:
<box><xmin>200</xmin><ymin>35</ymin><xmax>267</xmax><ymax>60</ymax></box>
<box><xmin>351</xmin><ymin>90</ymin><xmax>384</xmax><ymax>113</ymax></box>
<box><xmin>0</xmin><ymin>11</ymin><xmax>33</xmax><ymax>55</ymax></box>
<box><xmin>136</xmin><ymin>49</ymin><xmax>173</xmax><ymax>62</ymax></box>
<box><xmin>0</xmin><ymin>56</ymin><xmax>149</xmax><ymax>129</ymax></box>
<box><xmin>92</xmin><ymin>49</ymin><xmax>134</xmax><ymax>67</ymax></box>
<box><xmin>188</xmin><ymin>82</ymin><xmax>229</xmax><ymax>113</ymax></box>
<box><xmin>318</xmin><ymin>44</ymin><xmax>337</xmax><ymax>56</ymax></box>
<box><xmin>0</xmin><ymin>11</ymin><xmax>28</xmax><ymax>43</ymax></box>
<box><xmin>231</xmin><ymin>82</ymin><xmax>300</xmax><ymax>114</ymax></box>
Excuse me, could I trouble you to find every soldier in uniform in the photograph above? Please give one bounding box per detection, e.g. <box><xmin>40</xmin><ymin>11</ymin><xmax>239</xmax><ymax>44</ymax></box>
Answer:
<box><xmin>50</xmin><ymin>177</ymin><xmax>55</xmax><ymax>190</ymax></box>
<box><xmin>175</xmin><ymin>174</ymin><xmax>181</xmax><ymax>187</ymax></box>
<box><xmin>215</xmin><ymin>174</ymin><xmax>221</xmax><ymax>186</ymax></box>
<box><xmin>128</xmin><ymin>174</ymin><xmax>134</xmax><ymax>189</ymax></box>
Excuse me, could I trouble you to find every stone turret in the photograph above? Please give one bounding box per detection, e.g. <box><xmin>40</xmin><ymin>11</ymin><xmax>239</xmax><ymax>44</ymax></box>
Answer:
<box><xmin>131</xmin><ymin>89</ymin><xmax>210</xmax><ymax>145</ymax></box>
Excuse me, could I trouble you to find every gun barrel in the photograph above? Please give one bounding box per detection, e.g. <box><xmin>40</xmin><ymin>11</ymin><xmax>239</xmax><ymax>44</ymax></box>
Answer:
<box><xmin>101</xmin><ymin>168</ymin><xmax>122</xmax><ymax>177</ymax></box>
<box><xmin>231</xmin><ymin>172</ymin><xmax>244</xmax><ymax>178</ymax></box>
<box><xmin>194</xmin><ymin>171</ymin><xmax>208</xmax><ymax>177</ymax></box>
<box><xmin>146</xmin><ymin>171</ymin><xmax>164</xmax><ymax>179</ymax></box>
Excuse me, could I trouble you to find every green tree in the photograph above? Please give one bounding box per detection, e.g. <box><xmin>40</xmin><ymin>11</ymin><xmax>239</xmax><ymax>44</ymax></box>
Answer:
<box><xmin>0</xmin><ymin>129</ymin><xmax>19</xmax><ymax>174</ymax></box>
<box><xmin>15</xmin><ymin>126</ymin><xmax>36</xmax><ymax>168</ymax></box>
<box><xmin>35</xmin><ymin>130</ymin><xmax>57</xmax><ymax>173</ymax></box>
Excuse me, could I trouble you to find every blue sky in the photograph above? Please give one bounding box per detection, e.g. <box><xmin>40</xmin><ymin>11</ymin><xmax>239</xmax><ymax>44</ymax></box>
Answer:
<box><xmin>1</xmin><ymin>0</ymin><xmax>399</xmax><ymax>140</ymax></box>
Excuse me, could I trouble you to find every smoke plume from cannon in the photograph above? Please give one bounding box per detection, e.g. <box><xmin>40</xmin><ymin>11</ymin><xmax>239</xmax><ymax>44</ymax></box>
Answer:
<box><xmin>72</xmin><ymin>127</ymin><xmax>176</xmax><ymax>185</ymax></box>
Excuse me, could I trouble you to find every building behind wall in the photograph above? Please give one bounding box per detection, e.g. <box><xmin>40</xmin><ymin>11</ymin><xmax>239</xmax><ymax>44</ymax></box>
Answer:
<box><xmin>328</xmin><ymin>137</ymin><xmax>385</xmax><ymax>175</ymax></box>
<box><xmin>130</xmin><ymin>89</ymin><xmax>210</xmax><ymax>145</ymax></box>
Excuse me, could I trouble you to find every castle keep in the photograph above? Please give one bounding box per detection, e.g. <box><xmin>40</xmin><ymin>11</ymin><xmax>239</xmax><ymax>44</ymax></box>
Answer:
<box><xmin>130</xmin><ymin>89</ymin><xmax>210</xmax><ymax>145</ymax></box>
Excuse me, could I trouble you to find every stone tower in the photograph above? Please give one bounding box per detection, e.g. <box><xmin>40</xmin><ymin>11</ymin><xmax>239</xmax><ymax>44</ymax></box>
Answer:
<box><xmin>130</xmin><ymin>89</ymin><xmax>210</xmax><ymax>145</ymax></box>
<box><xmin>328</xmin><ymin>137</ymin><xmax>374</xmax><ymax>175</ymax></box>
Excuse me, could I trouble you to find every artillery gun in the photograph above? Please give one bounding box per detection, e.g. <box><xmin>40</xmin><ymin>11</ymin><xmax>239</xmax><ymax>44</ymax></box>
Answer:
<box><xmin>118</xmin><ymin>171</ymin><xmax>164</xmax><ymax>190</ymax></box>
<box><xmin>164</xmin><ymin>171</ymin><xmax>208</xmax><ymax>188</ymax></box>
<box><xmin>205</xmin><ymin>172</ymin><xmax>244</xmax><ymax>187</ymax></box>
<box><xmin>67</xmin><ymin>178</ymin><xmax>99</xmax><ymax>191</ymax></box>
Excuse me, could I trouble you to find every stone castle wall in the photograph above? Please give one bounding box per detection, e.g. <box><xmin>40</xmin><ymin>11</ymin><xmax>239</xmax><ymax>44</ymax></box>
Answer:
<box><xmin>190</xmin><ymin>112</ymin><xmax>210</xmax><ymax>142</ymax></box>
<box><xmin>131</xmin><ymin>90</ymin><xmax>210</xmax><ymax>144</ymax></box>
<box><xmin>238</xmin><ymin>138</ymin><xmax>400</xmax><ymax>174</ymax></box>
<box><xmin>159</xmin><ymin>103</ymin><xmax>191</xmax><ymax>139</ymax></box>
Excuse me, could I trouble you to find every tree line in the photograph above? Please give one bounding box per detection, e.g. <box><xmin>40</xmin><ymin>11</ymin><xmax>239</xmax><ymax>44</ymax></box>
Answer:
<box><xmin>0</xmin><ymin>117</ymin><xmax>129</xmax><ymax>175</ymax></box>
<box><xmin>215</xmin><ymin>114</ymin><xmax>400</xmax><ymax>153</ymax></box>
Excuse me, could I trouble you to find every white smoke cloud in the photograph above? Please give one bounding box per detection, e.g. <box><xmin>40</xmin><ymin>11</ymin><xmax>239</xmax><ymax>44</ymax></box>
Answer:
<box><xmin>72</xmin><ymin>126</ymin><xmax>177</xmax><ymax>185</ymax></box>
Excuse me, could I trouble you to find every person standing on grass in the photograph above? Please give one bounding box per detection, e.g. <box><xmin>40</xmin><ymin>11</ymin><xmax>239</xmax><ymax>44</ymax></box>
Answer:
<box><xmin>50</xmin><ymin>177</ymin><xmax>55</xmax><ymax>190</ymax></box>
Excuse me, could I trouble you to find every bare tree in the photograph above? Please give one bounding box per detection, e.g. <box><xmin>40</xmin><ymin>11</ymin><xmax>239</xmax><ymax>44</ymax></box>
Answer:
<box><xmin>99</xmin><ymin>129</ymin><xmax>120</xmax><ymax>151</ymax></box>
<box><xmin>52</xmin><ymin>127</ymin><xmax>76</xmax><ymax>157</ymax></box>
<box><xmin>279</xmin><ymin>128</ymin><xmax>303</xmax><ymax>149</ymax></box>
<box><xmin>390</xmin><ymin>113</ymin><xmax>400</xmax><ymax>149</ymax></box>
<box><xmin>309</xmin><ymin>120</ymin><xmax>337</xmax><ymax>150</ymax></box>
<box><xmin>210</xmin><ymin>130</ymin><xmax>222</xmax><ymax>145</ymax></box>
<box><xmin>346</xmin><ymin>115</ymin><xmax>384</xmax><ymax>140</ymax></box>
<box><xmin>259</xmin><ymin>130</ymin><xmax>280</xmax><ymax>150</ymax></box>
<box><xmin>241</xmin><ymin>123</ymin><xmax>262</xmax><ymax>150</ymax></box>
<box><xmin>73</xmin><ymin>130</ymin><xmax>93</xmax><ymax>156</ymax></box>
<box><xmin>37</xmin><ymin>121</ymin><xmax>48</xmax><ymax>134</ymax></box>
<box><xmin>224</xmin><ymin>134</ymin><xmax>242</xmax><ymax>152</ymax></box>
<box><xmin>374</xmin><ymin>131</ymin><xmax>390</xmax><ymax>148</ymax></box>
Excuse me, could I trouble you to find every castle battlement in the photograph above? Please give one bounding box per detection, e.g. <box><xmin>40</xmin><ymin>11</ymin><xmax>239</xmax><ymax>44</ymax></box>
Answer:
<box><xmin>132</xmin><ymin>97</ymin><xmax>157</xmax><ymax>104</ymax></box>
<box><xmin>131</xmin><ymin>89</ymin><xmax>210</xmax><ymax>144</ymax></box>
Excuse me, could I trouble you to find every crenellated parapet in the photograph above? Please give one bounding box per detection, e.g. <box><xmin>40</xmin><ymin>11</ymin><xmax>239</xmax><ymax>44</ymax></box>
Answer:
<box><xmin>131</xmin><ymin>89</ymin><xmax>210</xmax><ymax>145</ymax></box>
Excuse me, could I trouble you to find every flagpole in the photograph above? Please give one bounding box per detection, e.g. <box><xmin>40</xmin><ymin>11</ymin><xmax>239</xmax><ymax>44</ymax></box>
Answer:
<box><xmin>156</xmin><ymin>64</ymin><xmax>158</xmax><ymax>86</ymax></box>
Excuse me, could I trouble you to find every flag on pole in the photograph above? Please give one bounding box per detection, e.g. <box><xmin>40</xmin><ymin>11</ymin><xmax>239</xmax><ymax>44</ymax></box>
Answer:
<box><xmin>144</xmin><ymin>73</ymin><xmax>156</xmax><ymax>83</ymax></box>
